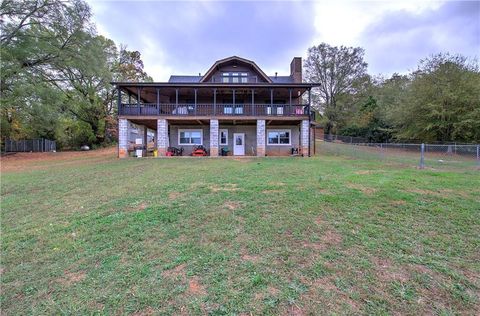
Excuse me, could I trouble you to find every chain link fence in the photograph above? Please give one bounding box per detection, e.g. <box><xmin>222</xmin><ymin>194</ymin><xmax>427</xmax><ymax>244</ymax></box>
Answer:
<box><xmin>5</xmin><ymin>139</ymin><xmax>56</xmax><ymax>152</ymax></box>
<box><xmin>317</xmin><ymin>139</ymin><xmax>479</xmax><ymax>171</ymax></box>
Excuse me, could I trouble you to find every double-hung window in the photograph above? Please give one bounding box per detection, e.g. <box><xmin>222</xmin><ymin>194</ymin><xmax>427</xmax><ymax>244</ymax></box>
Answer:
<box><xmin>267</xmin><ymin>129</ymin><xmax>291</xmax><ymax>145</ymax></box>
<box><xmin>219</xmin><ymin>129</ymin><xmax>228</xmax><ymax>145</ymax></box>
<box><xmin>178</xmin><ymin>129</ymin><xmax>203</xmax><ymax>145</ymax></box>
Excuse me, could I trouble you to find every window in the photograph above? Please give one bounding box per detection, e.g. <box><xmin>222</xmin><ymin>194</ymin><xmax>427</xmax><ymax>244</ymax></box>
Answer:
<box><xmin>219</xmin><ymin>129</ymin><xmax>228</xmax><ymax>145</ymax></box>
<box><xmin>221</xmin><ymin>72</ymin><xmax>249</xmax><ymax>83</ymax></box>
<box><xmin>267</xmin><ymin>129</ymin><xmax>291</xmax><ymax>145</ymax></box>
<box><xmin>240</xmin><ymin>72</ymin><xmax>248</xmax><ymax>83</ymax></box>
<box><xmin>178</xmin><ymin>129</ymin><xmax>203</xmax><ymax>145</ymax></box>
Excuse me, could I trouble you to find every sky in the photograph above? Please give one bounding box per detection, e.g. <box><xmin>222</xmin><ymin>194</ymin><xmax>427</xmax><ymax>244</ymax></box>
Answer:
<box><xmin>86</xmin><ymin>0</ymin><xmax>480</xmax><ymax>81</ymax></box>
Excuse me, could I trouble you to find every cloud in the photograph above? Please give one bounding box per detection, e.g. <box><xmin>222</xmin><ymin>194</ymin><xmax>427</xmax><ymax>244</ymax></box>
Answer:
<box><xmin>87</xmin><ymin>0</ymin><xmax>316</xmax><ymax>81</ymax></box>
<box><xmin>87</xmin><ymin>0</ymin><xmax>479</xmax><ymax>80</ymax></box>
<box><xmin>361</xmin><ymin>0</ymin><xmax>480</xmax><ymax>74</ymax></box>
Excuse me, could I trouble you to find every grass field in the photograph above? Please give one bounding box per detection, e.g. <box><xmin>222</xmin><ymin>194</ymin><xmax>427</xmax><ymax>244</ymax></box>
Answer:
<box><xmin>1</xmin><ymin>147</ymin><xmax>479</xmax><ymax>315</ymax></box>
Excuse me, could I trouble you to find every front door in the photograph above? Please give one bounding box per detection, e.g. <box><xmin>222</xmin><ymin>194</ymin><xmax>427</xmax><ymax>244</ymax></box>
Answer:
<box><xmin>233</xmin><ymin>133</ymin><xmax>245</xmax><ymax>155</ymax></box>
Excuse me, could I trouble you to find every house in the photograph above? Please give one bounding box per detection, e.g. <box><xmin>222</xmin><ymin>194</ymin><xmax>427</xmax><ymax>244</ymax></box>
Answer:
<box><xmin>113</xmin><ymin>56</ymin><xmax>317</xmax><ymax>157</ymax></box>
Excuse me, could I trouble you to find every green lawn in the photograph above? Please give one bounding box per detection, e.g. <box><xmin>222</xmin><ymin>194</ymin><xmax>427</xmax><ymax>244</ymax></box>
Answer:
<box><xmin>1</xmin><ymin>150</ymin><xmax>479</xmax><ymax>315</ymax></box>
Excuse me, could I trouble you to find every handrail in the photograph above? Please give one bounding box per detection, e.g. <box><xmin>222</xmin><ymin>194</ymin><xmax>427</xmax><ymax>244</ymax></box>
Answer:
<box><xmin>119</xmin><ymin>103</ymin><xmax>309</xmax><ymax>117</ymax></box>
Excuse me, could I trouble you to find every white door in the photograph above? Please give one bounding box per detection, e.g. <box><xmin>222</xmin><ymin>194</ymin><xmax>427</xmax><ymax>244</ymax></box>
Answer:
<box><xmin>233</xmin><ymin>133</ymin><xmax>245</xmax><ymax>155</ymax></box>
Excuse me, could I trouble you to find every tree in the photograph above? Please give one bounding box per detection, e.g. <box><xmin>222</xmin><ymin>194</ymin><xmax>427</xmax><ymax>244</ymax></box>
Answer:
<box><xmin>0</xmin><ymin>0</ymin><xmax>92</xmax><ymax>141</ymax></box>
<box><xmin>391</xmin><ymin>54</ymin><xmax>480</xmax><ymax>142</ymax></box>
<box><xmin>1</xmin><ymin>0</ymin><xmax>153</xmax><ymax>148</ymax></box>
<box><xmin>304</xmin><ymin>43</ymin><xmax>369</xmax><ymax>134</ymax></box>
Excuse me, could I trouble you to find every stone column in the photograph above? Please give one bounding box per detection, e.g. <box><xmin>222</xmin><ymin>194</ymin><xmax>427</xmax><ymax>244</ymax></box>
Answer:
<box><xmin>157</xmin><ymin>119</ymin><xmax>168</xmax><ymax>156</ymax></box>
<box><xmin>210</xmin><ymin>119</ymin><xmax>219</xmax><ymax>157</ymax></box>
<box><xmin>257</xmin><ymin>119</ymin><xmax>266</xmax><ymax>157</ymax></box>
<box><xmin>301</xmin><ymin>119</ymin><xmax>309</xmax><ymax>157</ymax></box>
<box><xmin>118</xmin><ymin>118</ymin><xmax>128</xmax><ymax>158</ymax></box>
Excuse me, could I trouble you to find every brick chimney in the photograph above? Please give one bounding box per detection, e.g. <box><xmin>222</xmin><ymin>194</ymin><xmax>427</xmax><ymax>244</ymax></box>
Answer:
<box><xmin>290</xmin><ymin>57</ymin><xmax>302</xmax><ymax>83</ymax></box>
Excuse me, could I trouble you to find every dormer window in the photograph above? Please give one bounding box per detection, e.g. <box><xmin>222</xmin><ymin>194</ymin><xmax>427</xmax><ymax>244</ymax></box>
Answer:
<box><xmin>222</xmin><ymin>72</ymin><xmax>248</xmax><ymax>83</ymax></box>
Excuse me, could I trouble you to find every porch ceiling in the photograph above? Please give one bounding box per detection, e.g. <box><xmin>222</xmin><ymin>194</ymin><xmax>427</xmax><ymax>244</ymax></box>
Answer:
<box><xmin>127</xmin><ymin>118</ymin><xmax>304</xmax><ymax>129</ymax></box>
<box><xmin>120</xmin><ymin>85</ymin><xmax>311</xmax><ymax>104</ymax></box>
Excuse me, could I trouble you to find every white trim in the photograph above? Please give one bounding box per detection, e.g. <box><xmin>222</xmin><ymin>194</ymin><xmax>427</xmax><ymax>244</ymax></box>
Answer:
<box><xmin>219</xmin><ymin>129</ymin><xmax>228</xmax><ymax>145</ymax></box>
<box><xmin>178</xmin><ymin>129</ymin><xmax>203</xmax><ymax>146</ymax></box>
<box><xmin>267</xmin><ymin>129</ymin><xmax>291</xmax><ymax>146</ymax></box>
<box><xmin>233</xmin><ymin>133</ymin><xmax>245</xmax><ymax>155</ymax></box>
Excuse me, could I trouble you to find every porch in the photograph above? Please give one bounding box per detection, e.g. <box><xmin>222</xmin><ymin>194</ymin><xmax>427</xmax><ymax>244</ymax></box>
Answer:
<box><xmin>115</xmin><ymin>83</ymin><xmax>314</xmax><ymax>119</ymax></box>
<box><xmin>118</xmin><ymin>118</ymin><xmax>312</xmax><ymax>158</ymax></box>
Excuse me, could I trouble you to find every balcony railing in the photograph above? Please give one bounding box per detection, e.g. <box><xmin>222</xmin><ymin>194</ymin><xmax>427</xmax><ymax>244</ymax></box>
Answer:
<box><xmin>119</xmin><ymin>103</ymin><xmax>311</xmax><ymax>117</ymax></box>
<box><xmin>210</xmin><ymin>75</ymin><xmax>258</xmax><ymax>83</ymax></box>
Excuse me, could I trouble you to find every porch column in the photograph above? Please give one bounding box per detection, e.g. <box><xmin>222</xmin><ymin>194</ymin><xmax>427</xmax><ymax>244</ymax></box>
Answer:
<box><xmin>118</xmin><ymin>118</ymin><xmax>129</xmax><ymax>158</ymax></box>
<box><xmin>301</xmin><ymin>119</ymin><xmax>309</xmax><ymax>157</ymax></box>
<box><xmin>157</xmin><ymin>119</ymin><xmax>169</xmax><ymax>156</ymax></box>
<box><xmin>209</xmin><ymin>119</ymin><xmax>219</xmax><ymax>157</ymax></box>
<box><xmin>143</xmin><ymin>125</ymin><xmax>148</xmax><ymax>157</ymax></box>
<box><xmin>256</xmin><ymin>119</ymin><xmax>266</xmax><ymax>157</ymax></box>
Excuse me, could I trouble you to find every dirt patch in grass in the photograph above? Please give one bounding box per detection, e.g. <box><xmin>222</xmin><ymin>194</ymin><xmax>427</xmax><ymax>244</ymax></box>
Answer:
<box><xmin>168</xmin><ymin>192</ymin><xmax>182</xmax><ymax>200</ymax></box>
<box><xmin>373</xmin><ymin>258</ymin><xmax>409</xmax><ymax>283</ymax></box>
<box><xmin>406</xmin><ymin>188</ymin><xmax>442</xmax><ymax>196</ymax></box>
<box><xmin>303</xmin><ymin>229</ymin><xmax>343</xmax><ymax>251</ymax></box>
<box><xmin>262</xmin><ymin>189</ymin><xmax>284</xmax><ymax>194</ymax></box>
<box><xmin>188</xmin><ymin>277</ymin><xmax>206</xmax><ymax>296</ymax></box>
<box><xmin>391</xmin><ymin>200</ymin><xmax>407</xmax><ymax>206</ymax></box>
<box><xmin>318</xmin><ymin>189</ymin><xmax>332</xmax><ymax>195</ymax></box>
<box><xmin>131</xmin><ymin>306</ymin><xmax>155</xmax><ymax>316</ymax></box>
<box><xmin>224</xmin><ymin>201</ymin><xmax>241</xmax><ymax>210</ymax></box>
<box><xmin>354</xmin><ymin>170</ymin><xmax>374</xmax><ymax>175</ymax></box>
<box><xmin>346</xmin><ymin>183</ymin><xmax>377</xmax><ymax>195</ymax></box>
<box><xmin>291</xmin><ymin>276</ymin><xmax>360</xmax><ymax>314</ymax></box>
<box><xmin>210</xmin><ymin>183</ymin><xmax>240</xmax><ymax>192</ymax></box>
<box><xmin>57</xmin><ymin>270</ymin><xmax>86</xmax><ymax>286</ymax></box>
<box><xmin>241</xmin><ymin>254</ymin><xmax>260</xmax><ymax>262</ymax></box>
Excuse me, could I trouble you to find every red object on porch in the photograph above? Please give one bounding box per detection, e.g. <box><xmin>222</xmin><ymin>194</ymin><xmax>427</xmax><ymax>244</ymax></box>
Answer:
<box><xmin>191</xmin><ymin>145</ymin><xmax>208</xmax><ymax>156</ymax></box>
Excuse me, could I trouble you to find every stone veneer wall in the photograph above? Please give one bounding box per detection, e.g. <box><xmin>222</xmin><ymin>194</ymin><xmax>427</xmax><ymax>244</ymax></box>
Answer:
<box><xmin>301</xmin><ymin>119</ymin><xmax>309</xmax><ymax>156</ymax></box>
<box><xmin>256</xmin><ymin>120</ymin><xmax>266</xmax><ymax>157</ymax></box>
<box><xmin>118</xmin><ymin>118</ymin><xmax>128</xmax><ymax>158</ymax></box>
<box><xmin>209</xmin><ymin>119</ymin><xmax>219</xmax><ymax>156</ymax></box>
<box><xmin>157</xmin><ymin>119</ymin><xmax>168</xmax><ymax>156</ymax></box>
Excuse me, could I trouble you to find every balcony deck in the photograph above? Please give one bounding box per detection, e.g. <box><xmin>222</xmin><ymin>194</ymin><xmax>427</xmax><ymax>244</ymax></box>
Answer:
<box><xmin>119</xmin><ymin>103</ymin><xmax>312</xmax><ymax>118</ymax></box>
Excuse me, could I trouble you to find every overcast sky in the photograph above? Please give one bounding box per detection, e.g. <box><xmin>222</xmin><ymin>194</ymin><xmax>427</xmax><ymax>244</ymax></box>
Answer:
<box><xmin>87</xmin><ymin>0</ymin><xmax>480</xmax><ymax>81</ymax></box>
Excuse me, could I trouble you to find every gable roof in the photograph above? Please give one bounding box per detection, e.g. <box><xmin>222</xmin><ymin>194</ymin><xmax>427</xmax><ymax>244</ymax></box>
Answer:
<box><xmin>200</xmin><ymin>56</ymin><xmax>273</xmax><ymax>83</ymax></box>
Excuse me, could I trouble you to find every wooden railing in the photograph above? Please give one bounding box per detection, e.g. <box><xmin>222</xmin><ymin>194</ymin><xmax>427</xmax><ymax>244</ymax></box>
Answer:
<box><xmin>119</xmin><ymin>103</ymin><xmax>311</xmax><ymax>117</ymax></box>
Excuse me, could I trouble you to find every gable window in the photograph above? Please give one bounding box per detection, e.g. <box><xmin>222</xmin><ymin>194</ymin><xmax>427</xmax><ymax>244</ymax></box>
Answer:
<box><xmin>219</xmin><ymin>129</ymin><xmax>228</xmax><ymax>145</ymax></box>
<box><xmin>222</xmin><ymin>72</ymin><xmax>248</xmax><ymax>83</ymax></box>
<box><xmin>178</xmin><ymin>129</ymin><xmax>203</xmax><ymax>145</ymax></box>
<box><xmin>267</xmin><ymin>129</ymin><xmax>291</xmax><ymax>145</ymax></box>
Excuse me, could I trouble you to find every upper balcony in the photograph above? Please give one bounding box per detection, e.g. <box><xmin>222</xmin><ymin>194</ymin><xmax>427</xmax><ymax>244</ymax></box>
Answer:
<box><xmin>119</xmin><ymin>103</ymin><xmax>313</xmax><ymax>119</ymax></box>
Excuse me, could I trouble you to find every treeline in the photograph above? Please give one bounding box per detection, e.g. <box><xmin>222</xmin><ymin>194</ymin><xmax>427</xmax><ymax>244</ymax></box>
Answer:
<box><xmin>305</xmin><ymin>44</ymin><xmax>480</xmax><ymax>143</ymax></box>
<box><xmin>1</xmin><ymin>0</ymin><xmax>151</xmax><ymax>149</ymax></box>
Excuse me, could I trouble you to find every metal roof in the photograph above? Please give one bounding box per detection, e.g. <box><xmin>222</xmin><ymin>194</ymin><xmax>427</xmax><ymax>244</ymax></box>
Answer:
<box><xmin>168</xmin><ymin>75</ymin><xmax>202</xmax><ymax>83</ymax></box>
<box><xmin>270</xmin><ymin>76</ymin><xmax>294</xmax><ymax>83</ymax></box>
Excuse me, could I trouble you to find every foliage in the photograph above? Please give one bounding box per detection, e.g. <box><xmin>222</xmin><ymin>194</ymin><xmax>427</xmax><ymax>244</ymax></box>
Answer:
<box><xmin>388</xmin><ymin>54</ymin><xmax>480</xmax><ymax>142</ymax></box>
<box><xmin>304</xmin><ymin>43</ymin><xmax>369</xmax><ymax>134</ymax></box>
<box><xmin>0</xmin><ymin>0</ymin><xmax>152</xmax><ymax>149</ymax></box>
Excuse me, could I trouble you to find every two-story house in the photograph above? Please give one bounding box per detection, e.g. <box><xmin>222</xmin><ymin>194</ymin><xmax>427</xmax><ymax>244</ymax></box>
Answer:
<box><xmin>113</xmin><ymin>56</ymin><xmax>317</xmax><ymax>157</ymax></box>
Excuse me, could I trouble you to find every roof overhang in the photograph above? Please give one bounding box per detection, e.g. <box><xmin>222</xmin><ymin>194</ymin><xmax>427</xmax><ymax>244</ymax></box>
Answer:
<box><xmin>111</xmin><ymin>82</ymin><xmax>320</xmax><ymax>88</ymax></box>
